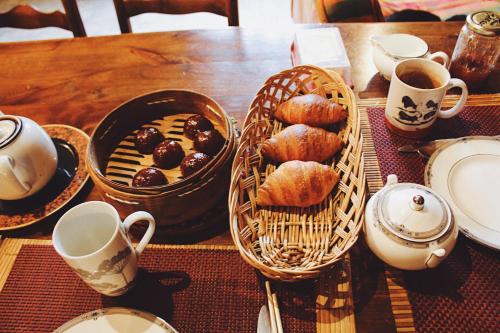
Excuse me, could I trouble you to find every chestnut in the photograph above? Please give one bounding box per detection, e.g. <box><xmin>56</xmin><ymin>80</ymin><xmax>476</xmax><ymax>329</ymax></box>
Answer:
<box><xmin>135</xmin><ymin>127</ymin><xmax>165</xmax><ymax>154</ymax></box>
<box><xmin>194</xmin><ymin>129</ymin><xmax>225</xmax><ymax>156</ymax></box>
<box><xmin>180</xmin><ymin>152</ymin><xmax>212</xmax><ymax>177</ymax></box>
<box><xmin>132</xmin><ymin>167</ymin><xmax>168</xmax><ymax>187</ymax></box>
<box><xmin>183</xmin><ymin>115</ymin><xmax>214</xmax><ymax>140</ymax></box>
<box><xmin>153</xmin><ymin>140</ymin><xmax>185</xmax><ymax>169</ymax></box>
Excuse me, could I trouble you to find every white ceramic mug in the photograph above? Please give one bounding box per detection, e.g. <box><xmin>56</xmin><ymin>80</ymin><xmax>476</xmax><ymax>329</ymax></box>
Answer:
<box><xmin>0</xmin><ymin>114</ymin><xmax>58</xmax><ymax>200</ymax></box>
<box><xmin>53</xmin><ymin>201</ymin><xmax>156</xmax><ymax>296</ymax></box>
<box><xmin>385</xmin><ymin>58</ymin><xmax>468</xmax><ymax>139</ymax></box>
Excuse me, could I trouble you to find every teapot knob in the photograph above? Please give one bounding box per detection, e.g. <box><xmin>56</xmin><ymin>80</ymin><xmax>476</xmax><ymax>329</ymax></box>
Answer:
<box><xmin>411</xmin><ymin>195</ymin><xmax>425</xmax><ymax>211</ymax></box>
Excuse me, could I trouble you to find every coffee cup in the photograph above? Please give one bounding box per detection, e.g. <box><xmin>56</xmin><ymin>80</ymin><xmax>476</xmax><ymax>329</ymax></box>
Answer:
<box><xmin>385</xmin><ymin>58</ymin><xmax>468</xmax><ymax>138</ymax></box>
<box><xmin>0</xmin><ymin>114</ymin><xmax>58</xmax><ymax>200</ymax></box>
<box><xmin>53</xmin><ymin>201</ymin><xmax>155</xmax><ymax>296</ymax></box>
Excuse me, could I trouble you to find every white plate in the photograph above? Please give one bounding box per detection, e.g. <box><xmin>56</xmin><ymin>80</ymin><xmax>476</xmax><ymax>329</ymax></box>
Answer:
<box><xmin>425</xmin><ymin>136</ymin><xmax>500</xmax><ymax>250</ymax></box>
<box><xmin>53</xmin><ymin>308</ymin><xmax>178</xmax><ymax>333</ymax></box>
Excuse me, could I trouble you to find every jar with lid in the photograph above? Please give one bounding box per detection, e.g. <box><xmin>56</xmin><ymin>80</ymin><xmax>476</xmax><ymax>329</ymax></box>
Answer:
<box><xmin>449</xmin><ymin>11</ymin><xmax>499</xmax><ymax>91</ymax></box>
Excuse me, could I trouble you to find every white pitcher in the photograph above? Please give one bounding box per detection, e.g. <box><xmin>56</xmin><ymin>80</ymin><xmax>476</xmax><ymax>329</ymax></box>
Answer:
<box><xmin>370</xmin><ymin>33</ymin><xmax>449</xmax><ymax>80</ymax></box>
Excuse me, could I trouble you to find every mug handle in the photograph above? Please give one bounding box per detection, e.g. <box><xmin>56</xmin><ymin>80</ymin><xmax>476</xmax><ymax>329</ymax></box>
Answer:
<box><xmin>0</xmin><ymin>155</ymin><xmax>32</xmax><ymax>195</ymax></box>
<box><xmin>437</xmin><ymin>78</ymin><xmax>468</xmax><ymax>119</ymax></box>
<box><xmin>428</xmin><ymin>51</ymin><xmax>450</xmax><ymax>68</ymax></box>
<box><xmin>122</xmin><ymin>211</ymin><xmax>156</xmax><ymax>256</ymax></box>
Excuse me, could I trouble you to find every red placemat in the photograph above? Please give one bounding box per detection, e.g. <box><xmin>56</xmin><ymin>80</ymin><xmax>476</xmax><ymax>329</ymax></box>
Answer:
<box><xmin>366</xmin><ymin>104</ymin><xmax>500</xmax><ymax>333</ymax></box>
<box><xmin>0</xmin><ymin>245</ymin><xmax>316</xmax><ymax>333</ymax></box>
<box><xmin>367</xmin><ymin>105</ymin><xmax>500</xmax><ymax>184</ymax></box>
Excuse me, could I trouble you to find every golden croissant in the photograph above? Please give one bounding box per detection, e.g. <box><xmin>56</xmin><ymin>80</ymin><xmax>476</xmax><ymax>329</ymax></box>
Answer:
<box><xmin>274</xmin><ymin>94</ymin><xmax>348</xmax><ymax>126</ymax></box>
<box><xmin>261</xmin><ymin>124</ymin><xmax>342</xmax><ymax>162</ymax></box>
<box><xmin>256</xmin><ymin>161</ymin><xmax>340</xmax><ymax>207</ymax></box>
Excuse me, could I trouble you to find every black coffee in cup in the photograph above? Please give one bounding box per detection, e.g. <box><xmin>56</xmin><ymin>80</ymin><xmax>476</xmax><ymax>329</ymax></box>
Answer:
<box><xmin>398</xmin><ymin>71</ymin><xmax>441</xmax><ymax>89</ymax></box>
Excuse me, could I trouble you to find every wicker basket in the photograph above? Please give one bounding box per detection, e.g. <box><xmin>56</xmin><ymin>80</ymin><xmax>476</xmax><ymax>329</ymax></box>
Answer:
<box><xmin>229</xmin><ymin>65</ymin><xmax>366</xmax><ymax>281</ymax></box>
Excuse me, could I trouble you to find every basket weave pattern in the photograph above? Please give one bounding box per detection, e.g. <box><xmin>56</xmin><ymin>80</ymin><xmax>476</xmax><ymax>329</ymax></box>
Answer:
<box><xmin>229</xmin><ymin>66</ymin><xmax>366</xmax><ymax>281</ymax></box>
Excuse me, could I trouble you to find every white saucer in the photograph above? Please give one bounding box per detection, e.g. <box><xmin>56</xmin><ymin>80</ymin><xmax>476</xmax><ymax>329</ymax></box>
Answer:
<box><xmin>53</xmin><ymin>308</ymin><xmax>178</xmax><ymax>333</ymax></box>
<box><xmin>425</xmin><ymin>136</ymin><xmax>500</xmax><ymax>250</ymax></box>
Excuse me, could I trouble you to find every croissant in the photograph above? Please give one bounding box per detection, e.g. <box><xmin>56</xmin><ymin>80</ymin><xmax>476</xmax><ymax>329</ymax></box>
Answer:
<box><xmin>257</xmin><ymin>161</ymin><xmax>340</xmax><ymax>207</ymax></box>
<box><xmin>274</xmin><ymin>94</ymin><xmax>348</xmax><ymax>126</ymax></box>
<box><xmin>261</xmin><ymin>124</ymin><xmax>342</xmax><ymax>162</ymax></box>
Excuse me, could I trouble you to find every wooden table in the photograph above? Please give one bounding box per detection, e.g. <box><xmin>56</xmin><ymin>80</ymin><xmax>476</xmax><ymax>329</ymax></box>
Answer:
<box><xmin>0</xmin><ymin>22</ymin><xmax>473</xmax><ymax>242</ymax></box>
<box><xmin>0</xmin><ymin>22</ymin><xmax>491</xmax><ymax>333</ymax></box>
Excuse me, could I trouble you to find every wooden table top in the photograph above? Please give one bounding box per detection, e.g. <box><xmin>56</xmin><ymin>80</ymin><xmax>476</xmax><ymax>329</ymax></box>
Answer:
<box><xmin>0</xmin><ymin>21</ymin><xmax>492</xmax><ymax>333</ymax></box>
<box><xmin>0</xmin><ymin>21</ymin><xmax>477</xmax><ymax>242</ymax></box>
<box><xmin>0</xmin><ymin>22</ymin><xmax>468</xmax><ymax>128</ymax></box>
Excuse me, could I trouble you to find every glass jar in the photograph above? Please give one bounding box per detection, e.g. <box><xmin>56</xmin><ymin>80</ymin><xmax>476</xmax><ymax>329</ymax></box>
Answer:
<box><xmin>449</xmin><ymin>11</ymin><xmax>499</xmax><ymax>91</ymax></box>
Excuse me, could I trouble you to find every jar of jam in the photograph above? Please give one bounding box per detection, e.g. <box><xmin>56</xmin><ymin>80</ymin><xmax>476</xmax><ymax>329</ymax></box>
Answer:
<box><xmin>449</xmin><ymin>11</ymin><xmax>499</xmax><ymax>91</ymax></box>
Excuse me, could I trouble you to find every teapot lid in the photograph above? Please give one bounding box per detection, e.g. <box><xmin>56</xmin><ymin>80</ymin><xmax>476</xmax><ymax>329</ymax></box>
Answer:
<box><xmin>0</xmin><ymin>116</ymin><xmax>21</xmax><ymax>149</ymax></box>
<box><xmin>374</xmin><ymin>175</ymin><xmax>452</xmax><ymax>242</ymax></box>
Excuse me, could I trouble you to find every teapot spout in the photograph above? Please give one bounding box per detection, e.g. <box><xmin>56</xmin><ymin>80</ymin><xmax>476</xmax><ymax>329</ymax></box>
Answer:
<box><xmin>386</xmin><ymin>174</ymin><xmax>398</xmax><ymax>186</ymax></box>
<box><xmin>369</xmin><ymin>35</ymin><xmax>383</xmax><ymax>48</ymax></box>
<box><xmin>425</xmin><ymin>248</ymin><xmax>446</xmax><ymax>268</ymax></box>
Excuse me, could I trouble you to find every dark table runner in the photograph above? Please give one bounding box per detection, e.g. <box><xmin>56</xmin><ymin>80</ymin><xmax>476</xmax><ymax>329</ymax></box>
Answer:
<box><xmin>0</xmin><ymin>245</ymin><xmax>316</xmax><ymax>333</ymax></box>
<box><xmin>366</xmin><ymin>105</ymin><xmax>500</xmax><ymax>333</ymax></box>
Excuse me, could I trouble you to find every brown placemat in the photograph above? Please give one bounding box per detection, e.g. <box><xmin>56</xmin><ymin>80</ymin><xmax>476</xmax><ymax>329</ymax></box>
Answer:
<box><xmin>360</xmin><ymin>95</ymin><xmax>500</xmax><ymax>333</ymax></box>
<box><xmin>0</xmin><ymin>242</ymin><xmax>317</xmax><ymax>333</ymax></box>
<box><xmin>0</xmin><ymin>239</ymin><xmax>356</xmax><ymax>333</ymax></box>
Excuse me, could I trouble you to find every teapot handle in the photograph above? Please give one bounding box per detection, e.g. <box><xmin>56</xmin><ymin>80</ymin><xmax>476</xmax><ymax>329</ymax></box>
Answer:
<box><xmin>0</xmin><ymin>155</ymin><xmax>32</xmax><ymax>197</ymax></box>
<box><xmin>425</xmin><ymin>248</ymin><xmax>446</xmax><ymax>268</ymax></box>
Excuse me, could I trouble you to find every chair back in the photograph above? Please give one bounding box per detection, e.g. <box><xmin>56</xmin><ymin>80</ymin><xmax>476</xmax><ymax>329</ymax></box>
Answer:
<box><xmin>0</xmin><ymin>0</ymin><xmax>86</xmax><ymax>37</ymax></box>
<box><xmin>113</xmin><ymin>0</ymin><xmax>239</xmax><ymax>33</ymax></box>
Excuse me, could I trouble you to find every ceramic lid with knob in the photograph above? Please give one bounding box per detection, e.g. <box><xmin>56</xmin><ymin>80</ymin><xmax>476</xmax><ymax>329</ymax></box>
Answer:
<box><xmin>374</xmin><ymin>174</ymin><xmax>453</xmax><ymax>243</ymax></box>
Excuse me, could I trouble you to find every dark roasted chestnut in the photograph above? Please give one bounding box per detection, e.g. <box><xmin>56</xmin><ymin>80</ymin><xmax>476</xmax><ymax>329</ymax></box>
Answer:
<box><xmin>180</xmin><ymin>152</ymin><xmax>212</xmax><ymax>177</ymax></box>
<box><xmin>183</xmin><ymin>115</ymin><xmax>214</xmax><ymax>140</ymax></box>
<box><xmin>153</xmin><ymin>140</ymin><xmax>185</xmax><ymax>169</ymax></box>
<box><xmin>135</xmin><ymin>127</ymin><xmax>165</xmax><ymax>154</ymax></box>
<box><xmin>193</xmin><ymin>129</ymin><xmax>225</xmax><ymax>156</ymax></box>
<box><xmin>132</xmin><ymin>167</ymin><xmax>168</xmax><ymax>187</ymax></box>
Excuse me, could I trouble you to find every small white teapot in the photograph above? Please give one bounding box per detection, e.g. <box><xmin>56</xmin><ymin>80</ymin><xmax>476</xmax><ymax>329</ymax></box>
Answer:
<box><xmin>364</xmin><ymin>174</ymin><xmax>458</xmax><ymax>270</ymax></box>
<box><xmin>370</xmin><ymin>34</ymin><xmax>449</xmax><ymax>80</ymax></box>
<box><xmin>0</xmin><ymin>114</ymin><xmax>58</xmax><ymax>200</ymax></box>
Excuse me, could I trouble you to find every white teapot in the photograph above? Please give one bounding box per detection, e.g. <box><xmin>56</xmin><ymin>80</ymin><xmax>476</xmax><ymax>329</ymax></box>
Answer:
<box><xmin>0</xmin><ymin>114</ymin><xmax>58</xmax><ymax>200</ymax></box>
<box><xmin>364</xmin><ymin>174</ymin><xmax>458</xmax><ymax>270</ymax></box>
<box><xmin>370</xmin><ymin>34</ymin><xmax>449</xmax><ymax>80</ymax></box>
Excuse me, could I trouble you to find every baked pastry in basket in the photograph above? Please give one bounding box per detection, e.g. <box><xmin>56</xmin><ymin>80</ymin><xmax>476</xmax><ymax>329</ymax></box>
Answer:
<box><xmin>261</xmin><ymin>124</ymin><xmax>342</xmax><ymax>162</ymax></box>
<box><xmin>274</xmin><ymin>94</ymin><xmax>347</xmax><ymax>126</ymax></box>
<box><xmin>256</xmin><ymin>160</ymin><xmax>340</xmax><ymax>207</ymax></box>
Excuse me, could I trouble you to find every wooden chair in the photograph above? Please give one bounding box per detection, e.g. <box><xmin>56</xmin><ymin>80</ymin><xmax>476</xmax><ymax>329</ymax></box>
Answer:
<box><xmin>0</xmin><ymin>0</ymin><xmax>86</xmax><ymax>37</ymax></box>
<box><xmin>292</xmin><ymin>0</ymin><xmax>385</xmax><ymax>23</ymax></box>
<box><xmin>113</xmin><ymin>0</ymin><xmax>239</xmax><ymax>33</ymax></box>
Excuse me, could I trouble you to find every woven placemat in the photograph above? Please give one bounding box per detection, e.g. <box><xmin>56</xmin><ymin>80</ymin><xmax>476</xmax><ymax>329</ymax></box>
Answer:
<box><xmin>359</xmin><ymin>94</ymin><xmax>500</xmax><ymax>333</ymax></box>
<box><xmin>0</xmin><ymin>239</ymin><xmax>356</xmax><ymax>333</ymax></box>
